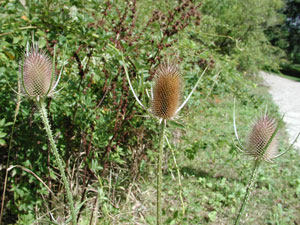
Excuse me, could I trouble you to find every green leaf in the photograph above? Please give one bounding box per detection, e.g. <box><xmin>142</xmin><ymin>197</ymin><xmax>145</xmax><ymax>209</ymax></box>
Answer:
<box><xmin>0</xmin><ymin>132</ymin><xmax>7</xmax><ymax>138</ymax></box>
<box><xmin>208</xmin><ymin>211</ymin><xmax>217</xmax><ymax>222</ymax></box>
<box><xmin>168</xmin><ymin>120</ymin><xmax>185</xmax><ymax>130</ymax></box>
<box><xmin>0</xmin><ymin>139</ymin><xmax>6</xmax><ymax>146</ymax></box>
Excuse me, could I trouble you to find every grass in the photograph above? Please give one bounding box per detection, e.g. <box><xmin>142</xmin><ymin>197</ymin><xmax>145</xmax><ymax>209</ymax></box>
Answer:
<box><xmin>276</xmin><ymin>71</ymin><xmax>300</xmax><ymax>82</ymax></box>
<box><xmin>14</xmin><ymin>74</ymin><xmax>298</xmax><ymax>225</ymax></box>
<box><xmin>84</xmin><ymin>79</ymin><xmax>300</xmax><ymax>224</ymax></box>
<box><xmin>280</xmin><ymin>64</ymin><xmax>300</xmax><ymax>78</ymax></box>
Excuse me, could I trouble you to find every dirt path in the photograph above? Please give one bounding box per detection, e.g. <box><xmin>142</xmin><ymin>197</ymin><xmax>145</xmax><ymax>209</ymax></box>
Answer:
<box><xmin>260</xmin><ymin>71</ymin><xmax>300</xmax><ymax>149</ymax></box>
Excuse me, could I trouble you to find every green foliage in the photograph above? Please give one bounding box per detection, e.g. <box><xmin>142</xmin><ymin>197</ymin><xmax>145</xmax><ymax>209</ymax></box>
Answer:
<box><xmin>281</xmin><ymin>63</ymin><xmax>300</xmax><ymax>77</ymax></box>
<box><xmin>0</xmin><ymin>0</ymin><xmax>289</xmax><ymax>224</ymax></box>
<box><xmin>266</xmin><ymin>0</ymin><xmax>300</xmax><ymax>64</ymax></box>
<box><xmin>0</xmin><ymin>119</ymin><xmax>12</xmax><ymax>146</ymax></box>
<box><xmin>112</xmin><ymin>90</ymin><xmax>300</xmax><ymax>224</ymax></box>
<box><xmin>191</xmin><ymin>0</ymin><xmax>285</xmax><ymax>72</ymax></box>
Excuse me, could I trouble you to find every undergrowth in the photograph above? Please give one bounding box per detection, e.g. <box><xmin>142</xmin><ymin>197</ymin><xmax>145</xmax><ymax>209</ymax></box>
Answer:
<box><xmin>0</xmin><ymin>0</ymin><xmax>297</xmax><ymax>224</ymax></box>
<box><xmin>92</xmin><ymin>83</ymin><xmax>300</xmax><ymax>224</ymax></box>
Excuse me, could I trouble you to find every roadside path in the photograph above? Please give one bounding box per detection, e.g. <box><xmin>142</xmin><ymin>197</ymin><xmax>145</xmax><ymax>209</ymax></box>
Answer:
<box><xmin>260</xmin><ymin>71</ymin><xmax>300</xmax><ymax>149</ymax></box>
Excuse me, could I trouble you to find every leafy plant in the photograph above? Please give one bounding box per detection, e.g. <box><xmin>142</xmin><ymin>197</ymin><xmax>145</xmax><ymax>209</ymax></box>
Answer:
<box><xmin>233</xmin><ymin>109</ymin><xmax>299</xmax><ymax>224</ymax></box>
<box><xmin>0</xmin><ymin>0</ymin><xmax>291</xmax><ymax>223</ymax></box>
<box><xmin>0</xmin><ymin>119</ymin><xmax>12</xmax><ymax>146</ymax></box>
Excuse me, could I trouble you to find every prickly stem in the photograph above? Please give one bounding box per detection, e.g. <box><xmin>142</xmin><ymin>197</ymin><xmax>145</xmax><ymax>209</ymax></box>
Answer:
<box><xmin>157</xmin><ymin>120</ymin><xmax>166</xmax><ymax>225</ymax></box>
<box><xmin>234</xmin><ymin>160</ymin><xmax>260</xmax><ymax>225</ymax></box>
<box><xmin>37</xmin><ymin>100</ymin><xmax>77</xmax><ymax>225</ymax></box>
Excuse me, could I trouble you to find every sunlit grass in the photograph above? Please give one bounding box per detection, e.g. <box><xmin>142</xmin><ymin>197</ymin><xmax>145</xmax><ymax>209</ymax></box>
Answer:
<box><xmin>104</xmin><ymin>85</ymin><xmax>300</xmax><ymax>224</ymax></box>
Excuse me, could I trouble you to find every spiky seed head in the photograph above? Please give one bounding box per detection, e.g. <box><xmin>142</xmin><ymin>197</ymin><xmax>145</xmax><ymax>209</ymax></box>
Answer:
<box><xmin>152</xmin><ymin>60</ymin><xmax>182</xmax><ymax>119</ymax></box>
<box><xmin>21</xmin><ymin>46</ymin><xmax>55</xmax><ymax>99</ymax></box>
<box><xmin>246</xmin><ymin>115</ymin><xmax>279</xmax><ymax>162</ymax></box>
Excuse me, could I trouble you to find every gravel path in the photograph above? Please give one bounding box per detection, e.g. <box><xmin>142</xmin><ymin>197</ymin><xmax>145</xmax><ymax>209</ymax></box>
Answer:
<box><xmin>260</xmin><ymin>71</ymin><xmax>300</xmax><ymax>149</ymax></box>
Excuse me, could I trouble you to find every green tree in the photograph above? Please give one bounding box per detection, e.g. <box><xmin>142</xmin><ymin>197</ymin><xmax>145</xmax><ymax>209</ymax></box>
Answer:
<box><xmin>266</xmin><ymin>0</ymin><xmax>300</xmax><ymax>64</ymax></box>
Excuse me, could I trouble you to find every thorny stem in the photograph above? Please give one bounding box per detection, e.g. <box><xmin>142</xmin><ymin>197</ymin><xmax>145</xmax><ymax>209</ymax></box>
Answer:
<box><xmin>37</xmin><ymin>100</ymin><xmax>77</xmax><ymax>225</ymax></box>
<box><xmin>234</xmin><ymin>160</ymin><xmax>260</xmax><ymax>225</ymax></box>
<box><xmin>157</xmin><ymin>120</ymin><xmax>166</xmax><ymax>225</ymax></box>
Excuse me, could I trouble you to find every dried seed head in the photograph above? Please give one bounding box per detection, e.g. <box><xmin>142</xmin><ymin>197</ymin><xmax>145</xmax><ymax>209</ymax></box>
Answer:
<box><xmin>152</xmin><ymin>60</ymin><xmax>182</xmax><ymax>119</ymax></box>
<box><xmin>21</xmin><ymin>46</ymin><xmax>55</xmax><ymax>98</ymax></box>
<box><xmin>246</xmin><ymin>115</ymin><xmax>279</xmax><ymax>162</ymax></box>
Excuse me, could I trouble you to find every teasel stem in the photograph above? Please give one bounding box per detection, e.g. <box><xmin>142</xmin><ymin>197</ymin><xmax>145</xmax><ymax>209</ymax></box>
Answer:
<box><xmin>37</xmin><ymin>99</ymin><xmax>77</xmax><ymax>225</ymax></box>
<box><xmin>157</xmin><ymin>119</ymin><xmax>166</xmax><ymax>225</ymax></box>
<box><xmin>234</xmin><ymin>159</ymin><xmax>260</xmax><ymax>225</ymax></box>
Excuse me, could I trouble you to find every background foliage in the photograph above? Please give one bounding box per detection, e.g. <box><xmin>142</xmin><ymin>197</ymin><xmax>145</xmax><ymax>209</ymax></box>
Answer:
<box><xmin>0</xmin><ymin>0</ymin><xmax>297</xmax><ymax>224</ymax></box>
<box><xmin>265</xmin><ymin>0</ymin><xmax>300</xmax><ymax>75</ymax></box>
<box><xmin>270</xmin><ymin>0</ymin><xmax>300</xmax><ymax>63</ymax></box>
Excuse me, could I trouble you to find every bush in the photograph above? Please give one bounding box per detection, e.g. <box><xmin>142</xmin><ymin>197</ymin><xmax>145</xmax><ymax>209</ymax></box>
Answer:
<box><xmin>0</xmin><ymin>0</ymin><xmax>285</xmax><ymax>223</ymax></box>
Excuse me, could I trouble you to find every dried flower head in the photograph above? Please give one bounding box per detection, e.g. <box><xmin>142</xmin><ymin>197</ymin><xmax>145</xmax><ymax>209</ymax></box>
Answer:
<box><xmin>246</xmin><ymin>115</ymin><xmax>279</xmax><ymax>162</ymax></box>
<box><xmin>152</xmin><ymin>61</ymin><xmax>182</xmax><ymax>119</ymax></box>
<box><xmin>21</xmin><ymin>45</ymin><xmax>57</xmax><ymax>99</ymax></box>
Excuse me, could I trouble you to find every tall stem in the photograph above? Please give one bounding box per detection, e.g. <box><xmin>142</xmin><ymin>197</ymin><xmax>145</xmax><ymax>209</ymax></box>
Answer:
<box><xmin>37</xmin><ymin>100</ymin><xmax>77</xmax><ymax>225</ymax></box>
<box><xmin>157</xmin><ymin>120</ymin><xmax>166</xmax><ymax>225</ymax></box>
<box><xmin>234</xmin><ymin>160</ymin><xmax>260</xmax><ymax>225</ymax></box>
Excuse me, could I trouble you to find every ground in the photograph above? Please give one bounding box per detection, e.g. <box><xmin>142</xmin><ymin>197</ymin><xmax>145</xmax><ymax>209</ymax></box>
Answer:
<box><xmin>261</xmin><ymin>71</ymin><xmax>300</xmax><ymax>149</ymax></box>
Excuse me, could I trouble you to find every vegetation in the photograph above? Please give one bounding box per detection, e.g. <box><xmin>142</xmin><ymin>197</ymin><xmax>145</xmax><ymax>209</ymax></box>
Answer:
<box><xmin>265</xmin><ymin>0</ymin><xmax>300</xmax><ymax>75</ymax></box>
<box><xmin>0</xmin><ymin>0</ymin><xmax>299</xmax><ymax>224</ymax></box>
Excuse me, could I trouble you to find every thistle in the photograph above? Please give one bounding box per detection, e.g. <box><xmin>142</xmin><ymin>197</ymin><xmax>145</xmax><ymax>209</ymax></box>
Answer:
<box><xmin>152</xmin><ymin>61</ymin><xmax>182</xmax><ymax>119</ymax></box>
<box><xmin>19</xmin><ymin>43</ymin><xmax>76</xmax><ymax>224</ymax></box>
<box><xmin>233</xmin><ymin>103</ymin><xmax>299</xmax><ymax>225</ymax></box>
<box><xmin>151</xmin><ymin>60</ymin><xmax>182</xmax><ymax>225</ymax></box>
<box><xmin>20</xmin><ymin>44</ymin><xmax>60</xmax><ymax>100</ymax></box>
<box><xmin>245</xmin><ymin>115</ymin><xmax>279</xmax><ymax>163</ymax></box>
<box><xmin>109</xmin><ymin>44</ymin><xmax>208</xmax><ymax>225</ymax></box>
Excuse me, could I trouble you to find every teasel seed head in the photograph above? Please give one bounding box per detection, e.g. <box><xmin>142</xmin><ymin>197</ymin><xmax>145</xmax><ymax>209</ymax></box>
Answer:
<box><xmin>21</xmin><ymin>45</ymin><xmax>56</xmax><ymax>99</ymax></box>
<box><xmin>152</xmin><ymin>60</ymin><xmax>182</xmax><ymax>119</ymax></box>
<box><xmin>246</xmin><ymin>115</ymin><xmax>279</xmax><ymax>162</ymax></box>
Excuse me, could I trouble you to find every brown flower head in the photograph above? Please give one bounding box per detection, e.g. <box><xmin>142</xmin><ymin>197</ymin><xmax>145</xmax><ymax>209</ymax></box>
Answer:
<box><xmin>246</xmin><ymin>115</ymin><xmax>279</xmax><ymax>162</ymax></box>
<box><xmin>152</xmin><ymin>60</ymin><xmax>182</xmax><ymax>119</ymax></box>
<box><xmin>21</xmin><ymin>46</ymin><xmax>56</xmax><ymax>99</ymax></box>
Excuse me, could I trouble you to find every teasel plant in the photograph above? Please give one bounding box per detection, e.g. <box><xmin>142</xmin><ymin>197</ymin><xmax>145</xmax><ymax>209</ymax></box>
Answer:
<box><xmin>233</xmin><ymin>100</ymin><xmax>300</xmax><ymax>225</ymax></box>
<box><xmin>108</xmin><ymin>43</ymin><xmax>207</xmax><ymax>225</ymax></box>
<box><xmin>17</xmin><ymin>42</ymin><xmax>77</xmax><ymax>224</ymax></box>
